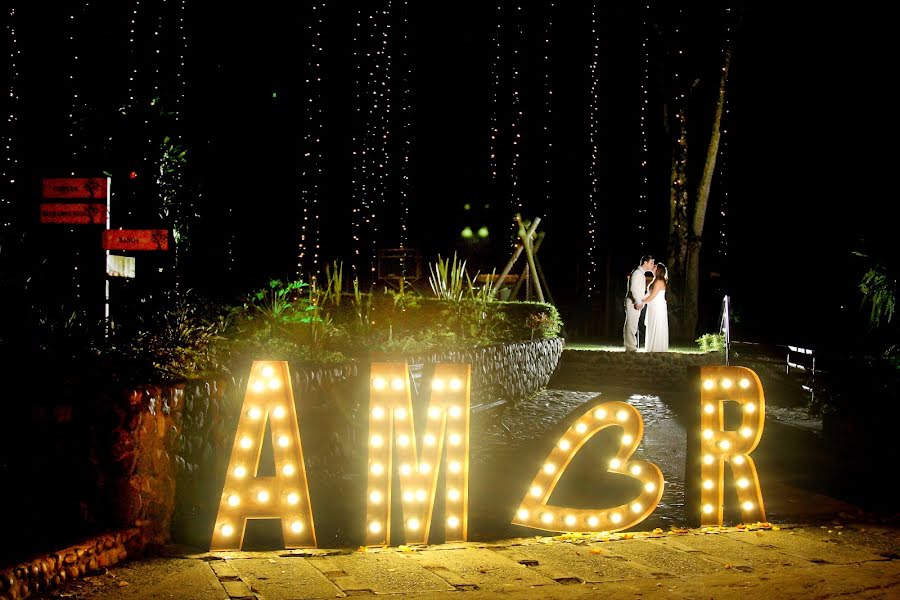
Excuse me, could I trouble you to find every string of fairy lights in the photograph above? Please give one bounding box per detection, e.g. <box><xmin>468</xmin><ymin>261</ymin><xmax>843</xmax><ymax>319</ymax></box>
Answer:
<box><xmin>66</xmin><ymin>3</ymin><xmax>91</xmax><ymax>304</ymax></box>
<box><xmin>584</xmin><ymin>2</ymin><xmax>600</xmax><ymax>293</ymax></box>
<box><xmin>2</xmin><ymin>7</ymin><xmax>19</xmax><ymax>234</ymax></box>
<box><xmin>397</xmin><ymin>0</ymin><xmax>411</xmax><ymax>249</ymax></box>
<box><xmin>541</xmin><ymin>1</ymin><xmax>554</xmax><ymax>209</ymax></box>
<box><xmin>716</xmin><ymin>7</ymin><xmax>732</xmax><ymax>262</ymax></box>
<box><xmin>350</xmin><ymin>8</ymin><xmax>363</xmax><ymax>281</ymax></box>
<box><xmin>377</xmin><ymin>1</ymin><xmax>392</xmax><ymax>270</ymax></box>
<box><xmin>507</xmin><ymin>3</ymin><xmax>523</xmax><ymax>223</ymax></box>
<box><xmin>488</xmin><ymin>1</ymin><xmax>503</xmax><ymax>183</ymax></box>
<box><xmin>636</xmin><ymin>3</ymin><xmax>650</xmax><ymax>250</ymax></box>
<box><xmin>298</xmin><ymin>1</ymin><xmax>326</xmax><ymax>279</ymax></box>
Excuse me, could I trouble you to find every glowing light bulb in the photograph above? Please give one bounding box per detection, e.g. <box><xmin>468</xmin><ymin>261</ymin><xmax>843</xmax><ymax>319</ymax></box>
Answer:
<box><xmin>372</xmin><ymin>406</ymin><xmax>385</xmax><ymax>419</ymax></box>
<box><xmin>371</xmin><ymin>463</ymin><xmax>384</xmax><ymax>475</ymax></box>
<box><xmin>287</xmin><ymin>492</ymin><xmax>300</xmax><ymax>505</ymax></box>
<box><xmin>262</xmin><ymin>366</ymin><xmax>274</xmax><ymax>377</ymax></box>
<box><xmin>447</xmin><ymin>516</ymin><xmax>460</xmax><ymax>528</ymax></box>
<box><xmin>278</xmin><ymin>436</ymin><xmax>290</xmax><ymax>448</ymax></box>
<box><xmin>530</xmin><ymin>485</ymin><xmax>542</xmax><ymax>498</ymax></box>
<box><xmin>252</xmin><ymin>381</ymin><xmax>265</xmax><ymax>393</ymax></box>
<box><xmin>721</xmin><ymin>378</ymin><xmax>733</xmax><ymax>389</ymax></box>
<box><xmin>397</xmin><ymin>434</ymin><xmax>410</xmax><ymax>447</ymax></box>
<box><xmin>744</xmin><ymin>403</ymin><xmax>756</xmax><ymax>414</ymax></box>
<box><xmin>610</xmin><ymin>513</ymin><xmax>622</xmax><ymax>524</ymax></box>
<box><xmin>395</xmin><ymin>408</ymin><xmax>407</xmax><ymax>420</ymax></box>
<box><xmin>407</xmin><ymin>518</ymin><xmax>420</xmax><ymax>531</ymax></box>
<box><xmin>257</xmin><ymin>490</ymin><xmax>270</xmax><ymax>503</ymax></box>
<box><xmin>449</xmin><ymin>378</ymin><xmax>462</xmax><ymax>390</ymax></box>
<box><xmin>424</xmin><ymin>434</ymin><xmax>436</xmax><ymax>446</ymax></box>
<box><xmin>449</xmin><ymin>433</ymin><xmax>462</xmax><ymax>446</ymax></box>
<box><xmin>432</xmin><ymin>378</ymin><xmax>445</xmax><ymax>391</ymax></box>
<box><xmin>575</xmin><ymin>422</ymin><xmax>587</xmax><ymax>434</ymax></box>
<box><xmin>248</xmin><ymin>407</ymin><xmax>262</xmax><ymax>420</ymax></box>
<box><xmin>273</xmin><ymin>406</ymin><xmax>286</xmax><ymax>419</ymax></box>
<box><xmin>448</xmin><ymin>488</ymin><xmax>461</xmax><ymax>501</ymax></box>
<box><xmin>419</xmin><ymin>463</ymin><xmax>431</xmax><ymax>474</ymax></box>
<box><xmin>403</xmin><ymin>490</ymin><xmax>414</xmax><ymax>502</ymax></box>
<box><xmin>588</xmin><ymin>515</ymin><xmax>599</xmax><ymax>528</ymax></box>
<box><xmin>240</xmin><ymin>437</ymin><xmax>252</xmax><ymax>449</ymax></box>
<box><xmin>564</xmin><ymin>515</ymin><xmax>576</xmax><ymax>527</ymax></box>
<box><xmin>558</xmin><ymin>439</ymin><xmax>571</xmax><ymax>451</ymax></box>
<box><xmin>630</xmin><ymin>465</ymin><xmax>642</xmax><ymax>475</ymax></box>
<box><xmin>704</xmin><ymin>403</ymin><xmax>715</xmax><ymax>414</ymax></box>
<box><xmin>703</xmin><ymin>379</ymin><xmax>715</xmax><ymax>390</ymax></box>
<box><xmin>737</xmin><ymin>478</ymin><xmax>749</xmax><ymax>488</ymax></box>
<box><xmin>291</xmin><ymin>520</ymin><xmax>303</xmax><ymax>533</ymax></box>
<box><xmin>283</xmin><ymin>464</ymin><xmax>295</xmax><ymax>476</ymax></box>
<box><xmin>703</xmin><ymin>455</ymin><xmax>714</xmax><ymax>465</ymax></box>
<box><xmin>703</xmin><ymin>479</ymin><xmax>714</xmax><ymax>490</ymax></box>
<box><xmin>609</xmin><ymin>458</ymin><xmax>621</xmax><ymax>469</ymax></box>
<box><xmin>234</xmin><ymin>466</ymin><xmax>247</xmax><ymax>478</ymax></box>
<box><xmin>616</xmin><ymin>410</ymin><xmax>629</xmax><ymax>422</ymax></box>
<box><xmin>644</xmin><ymin>482</ymin><xmax>656</xmax><ymax>493</ymax></box>
<box><xmin>449</xmin><ymin>461</ymin><xmax>462</xmax><ymax>473</ymax></box>
<box><xmin>372</xmin><ymin>377</ymin><xmax>386</xmax><ymax>390</ymax></box>
<box><xmin>415</xmin><ymin>488</ymin><xmax>427</xmax><ymax>502</ymax></box>
<box><xmin>740</xmin><ymin>427</ymin><xmax>753</xmax><ymax>438</ymax></box>
<box><xmin>703</xmin><ymin>429</ymin><xmax>714</xmax><ymax>439</ymax></box>
<box><xmin>621</xmin><ymin>434</ymin><xmax>633</xmax><ymax>445</ymax></box>
<box><xmin>739</xmin><ymin>378</ymin><xmax>751</xmax><ymax>389</ymax></box>
<box><xmin>733</xmin><ymin>455</ymin><xmax>746</xmax><ymax>465</ymax></box>
<box><xmin>369</xmin><ymin>490</ymin><xmax>382</xmax><ymax>504</ymax></box>
<box><xmin>718</xmin><ymin>440</ymin><xmax>731</xmax><ymax>451</ymax></box>
<box><xmin>400</xmin><ymin>464</ymin><xmax>412</xmax><ymax>476</ymax></box>
<box><xmin>267</xmin><ymin>378</ymin><xmax>281</xmax><ymax>390</ymax></box>
<box><xmin>541</xmin><ymin>513</ymin><xmax>554</xmax><ymax>524</ymax></box>
<box><xmin>449</xmin><ymin>406</ymin><xmax>462</xmax><ymax>418</ymax></box>
<box><xmin>221</xmin><ymin>524</ymin><xmax>234</xmax><ymax>537</ymax></box>
<box><xmin>631</xmin><ymin>502</ymin><xmax>642</xmax><ymax>513</ymax></box>
<box><xmin>429</xmin><ymin>406</ymin><xmax>442</xmax><ymax>419</ymax></box>
<box><xmin>517</xmin><ymin>508</ymin><xmax>529</xmax><ymax>520</ymax></box>
<box><xmin>227</xmin><ymin>494</ymin><xmax>240</xmax><ymax>507</ymax></box>
<box><xmin>703</xmin><ymin>504</ymin><xmax>714</xmax><ymax>514</ymax></box>
<box><xmin>742</xmin><ymin>501</ymin><xmax>754</xmax><ymax>511</ymax></box>
<box><xmin>593</xmin><ymin>408</ymin><xmax>607</xmax><ymax>420</ymax></box>
<box><xmin>369</xmin><ymin>521</ymin><xmax>382</xmax><ymax>534</ymax></box>
<box><xmin>543</xmin><ymin>463</ymin><xmax>556</xmax><ymax>474</ymax></box>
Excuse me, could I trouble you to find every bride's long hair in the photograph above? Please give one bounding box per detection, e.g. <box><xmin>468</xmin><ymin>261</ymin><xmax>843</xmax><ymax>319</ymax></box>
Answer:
<box><xmin>655</xmin><ymin>263</ymin><xmax>669</xmax><ymax>283</ymax></box>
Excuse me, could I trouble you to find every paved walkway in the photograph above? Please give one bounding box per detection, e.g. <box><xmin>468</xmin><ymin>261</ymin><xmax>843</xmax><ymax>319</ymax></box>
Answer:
<box><xmin>28</xmin><ymin>521</ymin><xmax>900</xmax><ymax>599</ymax></box>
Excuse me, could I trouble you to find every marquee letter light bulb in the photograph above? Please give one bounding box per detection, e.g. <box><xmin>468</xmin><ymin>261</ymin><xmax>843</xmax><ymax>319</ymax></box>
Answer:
<box><xmin>699</xmin><ymin>366</ymin><xmax>767</xmax><ymax>527</ymax></box>
<box><xmin>211</xmin><ymin>361</ymin><xmax>316</xmax><ymax>550</ymax></box>
<box><xmin>365</xmin><ymin>363</ymin><xmax>471</xmax><ymax>546</ymax></box>
<box><xmin>512</xmin><ymin>400</ymin><xmax>664</xmax><ymax>534</ymax></box>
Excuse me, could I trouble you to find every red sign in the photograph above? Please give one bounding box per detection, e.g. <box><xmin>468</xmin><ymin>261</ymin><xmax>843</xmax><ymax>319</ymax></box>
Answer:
<box><xmin>102</xmin><ymin>229</ymin><xmax>169</xmax><ymax>251</ymax></box>
<box><xmin>40</xmin><ymin>203</ymin><xmax>107</xmax><ymax>224</ymax></box>
<box><xmin>42</xmin><ymin>177</ymin><xmax>108</xmax><ymax>199</ymax></box>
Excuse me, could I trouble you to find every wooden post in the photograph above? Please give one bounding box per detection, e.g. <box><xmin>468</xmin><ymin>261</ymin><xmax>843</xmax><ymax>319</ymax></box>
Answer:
<box><xmin>492</xmin><ymin>217</ymin><xmax>541</xmax><ymax>297</ymax></box>
<box><xmin>517</xmin><ymin>215</ymin><xmax>544</xmax><ymax>303</ymax></box>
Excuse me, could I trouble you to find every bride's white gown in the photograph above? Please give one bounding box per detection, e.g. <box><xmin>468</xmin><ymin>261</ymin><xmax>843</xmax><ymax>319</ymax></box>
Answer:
<box><xmin>644</xmin><ymin>289</ymin><xmax>669</xmax><ymax>352</ymax></box>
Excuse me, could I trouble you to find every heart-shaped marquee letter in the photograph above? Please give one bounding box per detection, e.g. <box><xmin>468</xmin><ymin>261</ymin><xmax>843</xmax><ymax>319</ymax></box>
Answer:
<box><xmin>512</xmin><ymin>399</ymin><xmax>664</xmax><ymax>533</ymax></box>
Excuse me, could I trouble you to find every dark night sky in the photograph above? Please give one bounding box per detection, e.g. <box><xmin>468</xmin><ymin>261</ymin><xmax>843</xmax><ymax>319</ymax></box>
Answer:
<box><xmin>1</xmin><ymin>3</ymin><xmax>891</xmax><ymax>350</ymax></box>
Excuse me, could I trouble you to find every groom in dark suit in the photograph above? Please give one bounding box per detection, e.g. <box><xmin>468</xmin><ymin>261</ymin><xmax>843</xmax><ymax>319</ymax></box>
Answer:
<box><xmin>624</xmin><ymin>254</ymin><xmax>655</xmax><ymax>352</ymax></box>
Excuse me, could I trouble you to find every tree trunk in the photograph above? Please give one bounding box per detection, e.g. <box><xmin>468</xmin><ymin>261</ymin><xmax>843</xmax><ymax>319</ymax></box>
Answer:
<box><xmin>684</xmin><ymin>46</ymin><xmax>732</xmax><ymax>339</ymax></box>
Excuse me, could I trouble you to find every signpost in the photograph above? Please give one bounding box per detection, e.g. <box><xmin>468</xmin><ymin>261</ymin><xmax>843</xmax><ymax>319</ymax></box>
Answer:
<box><xmin>39</xmin><ymin>203</ymin><xmax>107</xmax><ymax>224</ymax></box>
<box><xmin>102</xmin><ymin>229</ymin><xmax>169</xmax><ymax>251</ymax></box>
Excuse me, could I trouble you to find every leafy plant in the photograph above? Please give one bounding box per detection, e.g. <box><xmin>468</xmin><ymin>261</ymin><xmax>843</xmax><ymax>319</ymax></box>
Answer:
<box><xmin>696</xmin><ymin>333</ymin><xmax>726</xmax><ymax>352</ymax></box>
<box><xmin>428</xmin><ymin>253</ymin><xmax>467</xmax><ymax>302</ymax></box>
<box><xmin>323</xmin><ymin>260</ymin><xmax>344</xmax><ymax>306</ymax></box>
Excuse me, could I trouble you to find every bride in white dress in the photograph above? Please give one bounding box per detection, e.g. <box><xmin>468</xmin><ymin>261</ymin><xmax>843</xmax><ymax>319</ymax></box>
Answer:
<box><xmin>642</xmin><ymin>263</ymin><xmax>669</xmax><ymax>352</ymax></box>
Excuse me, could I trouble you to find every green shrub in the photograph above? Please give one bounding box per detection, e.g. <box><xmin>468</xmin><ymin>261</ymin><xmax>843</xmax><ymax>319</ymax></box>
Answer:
<box><xmin>696</xmin><ymin>333</ymin><xmax>726</xmax><ymax>353</ymax></box>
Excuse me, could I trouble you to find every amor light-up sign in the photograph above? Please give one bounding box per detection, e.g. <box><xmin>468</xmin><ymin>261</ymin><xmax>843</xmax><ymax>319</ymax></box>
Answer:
<box><xmin>212</xmin><ymin>362</ymin><xmax>766</xmax><ymax>550</ymax></box>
